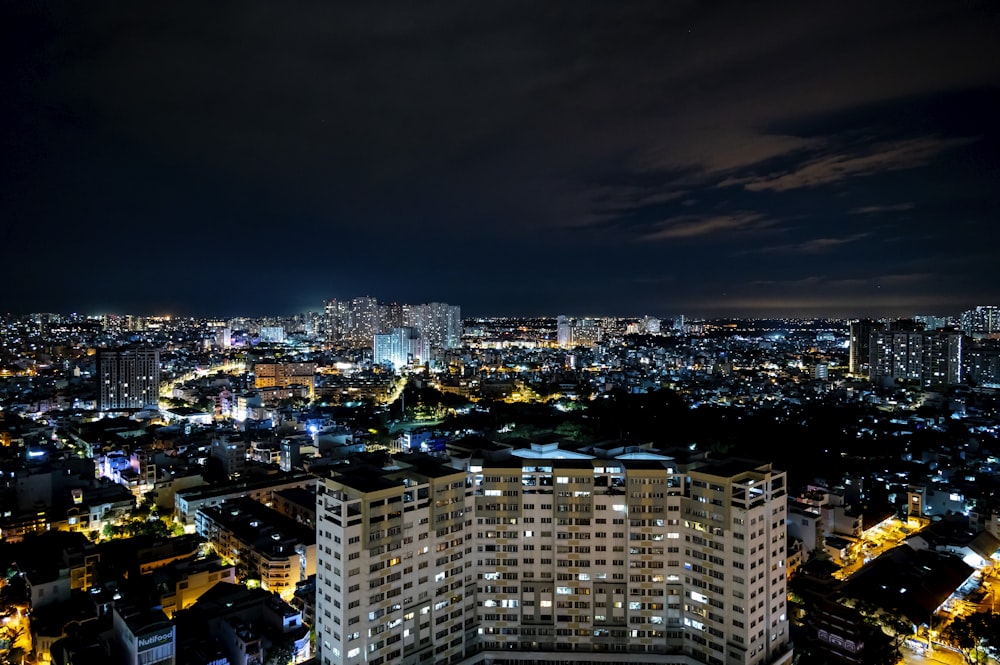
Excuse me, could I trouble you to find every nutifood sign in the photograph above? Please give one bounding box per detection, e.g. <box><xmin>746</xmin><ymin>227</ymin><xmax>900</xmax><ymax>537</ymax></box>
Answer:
<box><xmin>137</xmin><ymin>628</ymin><xmax>173</xmax><ymax>652</ymax></box>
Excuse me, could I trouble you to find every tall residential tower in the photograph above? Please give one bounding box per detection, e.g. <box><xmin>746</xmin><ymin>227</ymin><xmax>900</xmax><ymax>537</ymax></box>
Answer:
<box><xmin>97</xmin><ymin>347</ymin><xmax>161</xmax><ymax>411</ymax></box>
<box><xmin>314</xmin><ymin>450</ymin><xmax>792</xmax><ymax>665</ymax></box>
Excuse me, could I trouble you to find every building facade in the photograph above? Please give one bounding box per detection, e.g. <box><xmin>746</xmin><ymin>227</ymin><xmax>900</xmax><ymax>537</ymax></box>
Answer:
<box><xmin>98</xmin><ymin>347</ymin><xmax>161</xmax><ymax>411</ymax></box>
<box><xmin>960</xmin><ymin>306</ymin><xmax>1000</xmax><ymax>339</ymax></box>
<box><xmin>869</xmin><ymin>329</ymin><xmax>962</xmax><ymax>387</ymax></box>
<box><xmin>253</xmin><ymin>361</ymin><xmax>317</xmax><ymax>398</ymax></box>
<box><xmin>847</xmin><ymin>320</ymin><xmax>879</xmax><ymax>377</ymax></box>
<box><xmin>314</xmin><ymin>454</ymin><xmax>792</xmax><ymax>665</ymax></box>
<box><xmin>195</xmin><ymin>496</ymin><xmax>316</xmax><ymax>599</ymax></box>
<box><xmin>374</xmin><ymin>327</ymin><xmax>430</xmax><ymax>370</ymax></box>
<box><xmin>406</xmin><ymin>303</ymin><xmax>463</xmax><ymax>351</ymax></box>
<box><xmin>113</xmin><ymin>606</ymin><xmax>176</xmax><ymax>665</ymax></box>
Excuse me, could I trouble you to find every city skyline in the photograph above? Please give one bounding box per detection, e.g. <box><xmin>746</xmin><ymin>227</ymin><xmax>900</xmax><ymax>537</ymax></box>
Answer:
<box><xmin>3</xmin><ymin>2</ymin><xmax>999</xmax><ymax>318</ymax></box>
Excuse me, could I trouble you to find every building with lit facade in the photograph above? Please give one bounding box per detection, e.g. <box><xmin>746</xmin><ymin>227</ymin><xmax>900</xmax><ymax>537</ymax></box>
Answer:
<box><xmin>324</xmin><ymin>299</ymin><xmax>351</xmax><ymax>342</ymax></box>
<box><xmin>313</xmin><ymin>451</ymin><xmax>792</xmax><ymax>665</ymax></box>
<box><xmin>113</xmin><ymin>605</ymin><xmax>176</xmax><ymax>665</ymax></box>
<box><xmin>258</xmin><ymin>326</ymin><xmax>286</xmax><ymax>343</ymax></box>
<box><xmin>406</xmin><ymin>302</ymin><xmax>463</xmax><ymax>350</ymax></box>
<box><xmin>959</xmin><ymin>305</ymin><xmax>1000</xmax><ymax>339</ymax></box>
<box><xmin>869</xmin><ymin>328</ymin><xmax>962</xmax><ymax>387</ymax></box>
<box><xmin>324</xmin><ymin>297</ymin><xmax>462</xmax><ymax>352</ymax></box>
<box><xmin>556</xmin><ymin>316</ymin><xmax>602</xmax><ymax>348</ymax></box>
<box><xmin>253</xmin><ymin>361</ymin><xmax>317</xmax><ymax>398</ymax></box>
<box><xmin>350</xmin><ymin>297</ymin><xmax>381</xmax><ymax>345</ymax></box>
<box><xmin>97</xmin><ymin>347</ymin><xmax>161</xmax><ymax>411</ymax></box>
<box><xmin>195</xmin><ymin>496</ymin><xmax>316</xmax><ymax>599</ymax></box>
<box><xmin>374</xmin><ymin>327</ymin><xmax>431</xmax><ymax>370</ymax></box>
<box><xmin>847</xmin><ymin>320</ymin><xmax>879</xmax><ymax>377</ymax></box>
<box><xmin>963</xmin><ymin>339</ymin><xmax>1000</xmax><ymax>387</ymax></box>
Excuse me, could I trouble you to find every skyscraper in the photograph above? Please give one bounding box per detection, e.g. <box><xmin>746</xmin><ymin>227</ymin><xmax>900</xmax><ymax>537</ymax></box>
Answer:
<box><xmin>406</xmin><ymin>302</ymin><xmax>462</xmax><ymax>351</ymax></box>
<box><xmin>373</xmin><ymin>327</ymin><xmax>430</xmax><ymax>370</ymax></box>
<box><xmin>97</xmin><ymin>347</ymin><xmax>161</xmax><ymax>411</ymax></box>
<box><xmin>960</xmin><ymin>306</ymin><xmax>1000</xmax><ymax>339</ymax></box>
<box><xmin>349</xmin><ymin>297</ymin><xmax>380</xmax><ymax>345</ymax></box>
<box><xmin>847</xmin><ymin>320</ymin><xmax>881</xmax><ymax>377</ymax></box>
<box><xmin>324</xmin><ymin>299</ymin><xmax>350</xmax><ymax>343</ymax></box>
<box><xmin>313</xmin><ymin>452</ymin><xmax>792</xmax><ymax>665</ymax></box>
<box><xmin>555</xmin><ymin>316</ymin><xmax>601</xmax><ymax>348</ymax></box>
<box><xmin>556</xmin><ymin>315</ymin><xmax>572</xmax><ymax>347</ymax></box>
<box><xmin>870</xmin><ymin>328</ymin><xmax>963</xmax><ymax>387</ymax></box>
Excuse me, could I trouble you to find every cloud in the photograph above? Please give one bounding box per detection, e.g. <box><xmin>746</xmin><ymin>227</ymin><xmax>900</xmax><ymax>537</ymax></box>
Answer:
<box><xmin>4</xmin><ymin>0</ymin><xmax>1000</xmax><ymax>315</ymax></box>
<box><xmin>850</xmin><ymin>203</ymin><xmax>915</xmax><ymax>214</ymax></box>
<box><xmin>740</xmin><ymin>136</ymin><xmax>975</xmax><ymax>192</ymax></box>
<box><xmin>581</xmin><ymin>184</ymin><xmax>688</xmax><ymax>218</ymax></box>
<box><xmin>746</xmin><ymin>232</ymin><xmax>872</xmax><ymax>255</ymax></box>
<box><xmin>642</xmin><ymin>213</ymin><xmax>773</xmax><ymax>240</ymax></box>
<box><xmin>753</xmin><ymin>273</ymin><xmax>934</xmax><ymax>287</ymax></box>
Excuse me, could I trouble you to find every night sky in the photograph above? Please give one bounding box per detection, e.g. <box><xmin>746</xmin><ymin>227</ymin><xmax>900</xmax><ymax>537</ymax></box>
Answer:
<box><xmin>2</xmin><ymin>1</ymin><xmax>999</xmax><ymax>319</ymax></box>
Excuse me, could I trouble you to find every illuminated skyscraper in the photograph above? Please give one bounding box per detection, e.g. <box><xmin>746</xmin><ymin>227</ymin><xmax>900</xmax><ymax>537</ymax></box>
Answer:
<box><xmin>870</xmin><ymin>328</ymin><xmax>962</xmax><ymax>387</ymax></box>
<box><xmin>97</xmin><ymin>347</ymin><xmax>161</xmax><ymax>411</ymax></box>
<box><xmin>960</xmin><ymin>306</ymin><xmax>1000</xmax><ymax>339</ymax></box>
<box><xmin>556</xmin><ymin>315</ymin><xmax>572</xmax><ymax>347</ymax></box>
<box><xmin>258</xmin><ymin>326</ymin><xmax>286</xmax><ymax>343</ymax></box>
<box><xmin>406</xmin><ymin>302</ymin><xmax>462</xmax><ymax>351</ymax></box>
<box><xmin>556</xmin><ymin>315</ymin><xmax>602</xmax><ymax>348</ymax></box>
<box><xmin>350</xmin><ymin>297</ymin><xmax>380</xmax><ymax>345</ymax></box>
<box><xmin>324</xmin><ymin>299</ymin><xmax>350</xmax><ymax>342</ymax></box>
<box><xmin>380</xmin><ymin>302</ymin><xmax>408</xmax><ymax>332</ymax></box>
<box><xmin>373</xmin><ymin>327</ymin><xmax>430</xmax><ymax>370</ymax></box>
<box><xmin>848</xmin><ymin>319</ymin><xmax>881</xmax><ymax>377</ymax></box>
<box><xmin>641</xmin><ymin>315</ymin><xmax>662</xmax><ymax>335</ymax></box>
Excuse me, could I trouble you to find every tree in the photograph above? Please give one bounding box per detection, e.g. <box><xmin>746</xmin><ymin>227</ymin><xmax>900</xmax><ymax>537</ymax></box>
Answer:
<box><xmin>844</xmin><ymin>600</ymin><xmax>909</xmax><ymax>665</ymax></box>
<box><xmin>941</xmin><ymin>611</ymin><xmax>1000</xmax><ymax>665</ymax></box>
<box><xmin>0</xmin><ymin>623</ymin><xmax>26</xmax><ymax>665</ymax></box>
<box><xmin>264</xmin><ymin>635</ymin><xmax>297</xmax><ymax>665</ymax></box>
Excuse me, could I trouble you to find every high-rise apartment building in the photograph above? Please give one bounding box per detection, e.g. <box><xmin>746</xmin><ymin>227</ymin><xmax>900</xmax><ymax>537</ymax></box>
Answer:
<box><xmin>555</xmin><ymin>316</ymin><xmax>602</xmax><ymax>348</ymax></box>
<box><xmin>350</xmin><ymin>297</ymin><xmax>381</xmax><ymax>345</ymax></box>
<box><xmin>963</xmin><ymin>339</ymin><xmax>1000</xmax><ymax>387</ymax></box>
<box><xmin>406</xmin><ymin>303</ymin><xmax>462</xmax><ymax>351</ymax></box>
<box><xmin>640</xmin><ymin>316</ymin><xmax>662</xmax><ymax>335</ymax></box>
<box><xmin>381</xmin><ymin>303</ymin><xmax>409</xmax><ymax>332</ymax></box>
<box><xmin>847</xmin><ymin>320</ymin><xmax>881</xmax><ymax>377</ymax></box>
<box><xmin>324</xmin><ymin>298</ymin><xmax>461</xmax><ymax>351</ymax></box>
<box><xmin>870</xmin><ymin>328</ymin><xmax>962</xmax><ymax>387</ymax></box>
<box><xmin>258</xmin><ymin>326</ymin><xmax>286</xmax><ymax>343</ymax></box>
<box><xmin>324</xmin><ymin>299</ymin><xmax>351</xmax><ymax>343</ymax></box>
<box><xmin>556</xmin><ymin>315</ymin><xmax>572</xmax><ymax>347</ymax></box>
<box><xmin>314</xmin><ymin>452</ymin><xmax>792</xmax><ymax>665</ymax></box>
<box><xmin>913</xmin><ymin>315</ymin><xmax>950</xmax><ymax>331</ymax></box>
<box><xmin>374</xmin><ymin>327</ymin><xmax>431</xmax><ymax>370</ymax></box>
<box><xmin>960</xmin><ymin>306</ymin><xmax>1000</xmax><ymax>339</ymax></box>
<box><xmin>97</xmin><ymin>347</ymin><xmax>161</xmax><ymax>411</ymax></box>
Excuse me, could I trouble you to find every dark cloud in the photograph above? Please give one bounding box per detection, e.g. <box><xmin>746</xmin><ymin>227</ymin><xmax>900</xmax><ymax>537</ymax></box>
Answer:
<box><xmin>737</xmin><ymin>136</ymin><xmax>976</xmax><ymax>192</ymax></box>
<box><xmin>1</xmin><ymin>0</ymin><xmax>999</xmax><ymax>317</ymax></box>
<box><xmin>745</xmin><ymin>233</ymin><xmax>874</xmax><ymax>256</ymax></box>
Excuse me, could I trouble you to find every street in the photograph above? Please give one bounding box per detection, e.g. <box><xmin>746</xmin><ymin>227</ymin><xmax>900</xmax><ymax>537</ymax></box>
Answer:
<box><xmin>902</xmin><ymin>642</ymin><xmax>967</xmax><ymax>665</ymax></box>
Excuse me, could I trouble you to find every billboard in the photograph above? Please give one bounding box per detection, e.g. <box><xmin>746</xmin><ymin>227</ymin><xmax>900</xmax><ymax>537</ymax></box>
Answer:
<box><xmin>137</xmin><ymin>627</ymin><xmax>173</xmax><ymax>652</ymax></box>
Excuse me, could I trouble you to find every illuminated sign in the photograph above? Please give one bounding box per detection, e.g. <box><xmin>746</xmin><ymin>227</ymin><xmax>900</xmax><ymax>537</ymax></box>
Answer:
<box><xmin>137</xmin><ymin>628</ymin><xmax>173</xmax><ymax>651</ymax></box>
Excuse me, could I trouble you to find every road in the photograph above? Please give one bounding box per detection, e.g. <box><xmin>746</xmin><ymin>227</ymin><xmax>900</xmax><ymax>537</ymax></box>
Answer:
<box><xmin>159</xmin><ymin>361</ymin><xmax>247</xmax><ymax>399</ymax></box>
<box><xmin>902</xmin><ymin>642</ymin><xmax>966</xmax><ymax>665</ymax></box>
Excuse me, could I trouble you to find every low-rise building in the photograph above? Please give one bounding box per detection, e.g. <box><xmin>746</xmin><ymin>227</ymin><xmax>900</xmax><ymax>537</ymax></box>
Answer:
<box><xmin>195</xmin><ymin>497</ymin><xmax>315</xmax><ymax>599</ymax></box>
<box><xmin>174</xmin><ymin>473</ymin><xmax>315</xmax><ymax>528</ymax></box>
